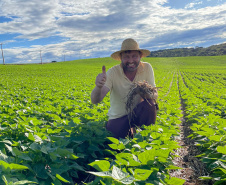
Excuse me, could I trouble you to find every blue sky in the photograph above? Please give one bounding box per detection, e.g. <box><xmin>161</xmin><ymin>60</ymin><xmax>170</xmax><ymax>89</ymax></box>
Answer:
<box><xmin>0</xmin><ymin>0</ymin><xmax>225</xmax><ymax>64</ymax></box>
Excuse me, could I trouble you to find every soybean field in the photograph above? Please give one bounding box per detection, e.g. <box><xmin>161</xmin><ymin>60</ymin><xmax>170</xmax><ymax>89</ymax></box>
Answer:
<box><xmin>0</xmin><ymin>56</ymin><xmax>225</xmax><ymax>185</ymax></box>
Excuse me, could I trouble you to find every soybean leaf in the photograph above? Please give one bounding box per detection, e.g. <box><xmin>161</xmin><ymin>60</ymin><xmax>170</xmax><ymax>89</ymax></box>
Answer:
<box><xmin>134</xmin><ymin>169</ymin><xmax>153</xmax><ymax>181</ymax></box>
<box><xmin>89</xmin><ymin>160</ymin><xmax>110</xmax><ymax>172</ymax></box>
<box><xmin>165</xmin><ymin>165</ymin><xmax>183</xmax><ymax>170</ymax></box>
<box><xmin>116</xmin><ymin>153</ymin><xmax>140</xmax><ymax>167</ymax></box>
<box><xmin>33</xmin><ymin>163</ymin><xmax>48</xmax><ymax>179</ymax></box>
<box><xmin>107</xmin><ymin>137</ymin><xmax>119</xmax><ymax>144</ymax></box>
<box><xmin>14</xmin><ymin>180</ymin><xmax>38</xmax><ymax>185</ymax></box>
<box><xmin>112</xmin><ymin>166</ymin><xmax>134</xmax><ymax>184</ymax></box>
<box><xmin>87</xmin><ymin>171</ymin><xmax>112</xmax><ymax>178</ymax></box>
<box><xmin>216</xmin><ymin>168</ymin><xmax>226</xmax><ymax>174</ymax></box>
<box><xmin>108</xmin><ymin>143</ymin><xmax>125</xmax><ymax>150</ymax></box>
<box><xmin>165</xmin><ymin>177</ymin><xmax>186</xmax><ymax>185</ymax></box>
<box><xmin>112</xmin><ymin>166</ymin><xmax>129</xmax><ymax>180</ymax></box>
<box><xmin>217</xmin><ymin>146</ymin><xmax>226</xmax><ymax>155</ymax></box>
<box><xmin>138</xmin><ymin>149</ymin><xmax>156</xmax><ymax>165</ymax></box>
<box><xmin>56</xmin><ymin>174</ymin><xmax>70</xmax><ymax>183</ymax></box>
<box><xmin>0</xmin><ymin>160</ymin><xmax>28</xmax><ymax>171</ymax></box>
<box><xmin>199</xmin><ymin>176</ymin><xmax>213</xmax><ymax>180</ymax></box>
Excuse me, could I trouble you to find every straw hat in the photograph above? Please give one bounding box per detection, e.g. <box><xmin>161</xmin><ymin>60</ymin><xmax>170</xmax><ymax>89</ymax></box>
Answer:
<box><xmin>111</xmin><ymin>38</ymin><xmax>151</xmax><ymax>61</ymax></box>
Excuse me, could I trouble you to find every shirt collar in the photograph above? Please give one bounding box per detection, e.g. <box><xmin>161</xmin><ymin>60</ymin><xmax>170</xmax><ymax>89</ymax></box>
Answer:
<box><xmin>137</xmin><ymin>62</ymin><xmax>144</xmax><ymax>74</ymax></box>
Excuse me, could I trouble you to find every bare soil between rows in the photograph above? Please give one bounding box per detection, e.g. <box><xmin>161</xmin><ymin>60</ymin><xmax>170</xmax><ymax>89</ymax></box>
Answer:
<box><xmin>170</xmin><ymin>99</ymin><xmax>209</xmax><ymax>184</ymax></box>
<box><xmin>170</xmin><ymin>74</ymin><xmax>213</xmax><ymax>185</ymax></box>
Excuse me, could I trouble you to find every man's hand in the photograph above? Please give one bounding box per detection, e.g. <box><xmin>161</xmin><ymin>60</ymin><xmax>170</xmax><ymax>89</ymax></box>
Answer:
<box><xmin>91</xmin><ymin>65</ymin><xmax>109</xmax><ymax>104</ymax></box>
<box><xmin>95</xmin><ymin>65</ymin><xmax>106</xmax><ymax>88</ymax></box>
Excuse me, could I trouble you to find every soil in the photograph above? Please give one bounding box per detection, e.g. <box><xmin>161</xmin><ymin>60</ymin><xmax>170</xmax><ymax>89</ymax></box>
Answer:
<box><xmin>169</xmin><ymin>107</ymin><xmax>210</xmax><ymax>184</ymax></box>
<box><xmin>169</xmin><ymin>73</ymin><xmax>213</xmax><ymax>185</ymax></box>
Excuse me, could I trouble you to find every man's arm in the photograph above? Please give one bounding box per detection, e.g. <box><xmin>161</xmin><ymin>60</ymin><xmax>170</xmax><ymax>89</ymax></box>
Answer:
<box><xmin>91</xmin><ymin>85</ymin><xmax>109</xmax><ymax>104</ymax></box>
<box><xmin>91</xmin><ymin>65</ymin><xmax>110</xmax><ymax>104</ymax></box>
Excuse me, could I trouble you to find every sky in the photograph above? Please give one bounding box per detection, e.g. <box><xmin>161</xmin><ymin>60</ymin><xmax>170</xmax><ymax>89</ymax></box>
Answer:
<box><xmin>0</xmin><ymin>0</ymin><xmax>225</xmax><ymax>64</ymax></box>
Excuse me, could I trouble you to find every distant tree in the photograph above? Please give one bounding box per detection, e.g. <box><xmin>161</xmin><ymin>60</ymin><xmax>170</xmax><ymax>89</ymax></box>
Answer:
<box><xmin>148</xmin><ymin>43</ymin><xmax>226</xmax><ymax>57</ymax></box>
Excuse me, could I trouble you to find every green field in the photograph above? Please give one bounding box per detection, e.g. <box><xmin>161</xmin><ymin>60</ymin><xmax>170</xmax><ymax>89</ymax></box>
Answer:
<box><xmin>0</xmin><ymin>56</ymin><xmax>225</xmax><ymax>185</ymax></box>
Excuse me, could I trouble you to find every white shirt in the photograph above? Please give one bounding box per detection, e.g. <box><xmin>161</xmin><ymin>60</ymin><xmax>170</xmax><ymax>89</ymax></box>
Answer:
<box><xmin>104</xmin><ymin>62</ymin><xmax>156</xmax><ymax>120</ymax></box>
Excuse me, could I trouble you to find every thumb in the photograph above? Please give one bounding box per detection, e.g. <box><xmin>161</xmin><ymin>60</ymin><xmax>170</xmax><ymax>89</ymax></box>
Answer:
<box><xmin>102</xmin><ymin>65</ymin><xmax>106</xmax><ymax>74</ymax></box>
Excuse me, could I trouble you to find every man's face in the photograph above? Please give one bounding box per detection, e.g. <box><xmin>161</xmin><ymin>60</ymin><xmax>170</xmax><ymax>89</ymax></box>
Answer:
<box><xmin>121</xmin><ymin>50</ymin><xmax>142</xmax><ymax>72</ymax></box>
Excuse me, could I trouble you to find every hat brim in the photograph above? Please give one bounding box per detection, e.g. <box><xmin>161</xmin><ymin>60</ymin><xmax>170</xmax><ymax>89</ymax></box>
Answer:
<box><xmin>111</xmin><ymin>49</ymin><xmax>151</xmax><ymax>61</ymax></box>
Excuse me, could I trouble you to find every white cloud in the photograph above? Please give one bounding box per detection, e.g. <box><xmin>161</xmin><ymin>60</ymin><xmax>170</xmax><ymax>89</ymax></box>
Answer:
<box><xmin>0</xmin><ymin>0</ymin><xmax>225</xmax><ymax>63</ymax></box>
<box><xmin>185</xmin><ymin>1</ymin><xmax>203</xmax><ymax>9</ymax></box>
<box><xmin>0</xmin><ymin>0</ymin><xmax>58</xmax><ymax>40</ymax></box>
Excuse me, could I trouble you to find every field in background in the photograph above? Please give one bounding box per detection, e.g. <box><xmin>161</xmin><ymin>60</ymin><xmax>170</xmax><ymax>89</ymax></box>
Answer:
<box><xmin>0</xmin><ymin>56</ymin><xmax>225</xmax><ymax>185</ymax></box>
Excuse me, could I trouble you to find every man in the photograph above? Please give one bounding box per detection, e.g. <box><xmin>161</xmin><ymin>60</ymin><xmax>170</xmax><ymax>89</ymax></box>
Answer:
<box><xmin>91</xmin><ymin>38</ymin><xmax>158</xmax><ymax>139</ymax></box>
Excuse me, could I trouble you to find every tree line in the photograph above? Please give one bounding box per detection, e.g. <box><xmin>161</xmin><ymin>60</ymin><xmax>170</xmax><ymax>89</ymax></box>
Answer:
<box><xmin>148</xmin><ymin>43</ymin><xmax>226</xmax><ymax>57</ymax></box>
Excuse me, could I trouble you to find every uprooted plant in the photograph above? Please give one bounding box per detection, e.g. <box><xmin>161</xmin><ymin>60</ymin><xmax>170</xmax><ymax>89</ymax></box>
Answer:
<box><xmin>125</xmin><ymin>81</ymin><xmax>160</xmax><ymax>123</ymax></box>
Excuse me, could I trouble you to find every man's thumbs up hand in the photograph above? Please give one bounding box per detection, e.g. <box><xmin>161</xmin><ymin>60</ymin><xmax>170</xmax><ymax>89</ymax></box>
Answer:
<box><xmin>102</xmin><ymin>65</ymin><xmax>106</xmax><ymax>75</ymax></box>
<box><xmin>95</xmin><ymin>66</ymin><xmax>107</xmax><ymax>88</ymax></box>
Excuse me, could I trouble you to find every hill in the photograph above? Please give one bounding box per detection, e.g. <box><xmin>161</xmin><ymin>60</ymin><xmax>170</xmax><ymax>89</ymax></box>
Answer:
<box><xmin>148</xmin><ymin>43</ymin><xmax>226</xmax><ymax>57</ymax></box>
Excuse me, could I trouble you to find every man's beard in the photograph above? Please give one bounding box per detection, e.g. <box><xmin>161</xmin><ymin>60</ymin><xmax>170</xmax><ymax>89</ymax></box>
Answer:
<box><xmin>122</xmin><ymin>61</ymin><xmax>140</xmax><ymax>72</ymax></box>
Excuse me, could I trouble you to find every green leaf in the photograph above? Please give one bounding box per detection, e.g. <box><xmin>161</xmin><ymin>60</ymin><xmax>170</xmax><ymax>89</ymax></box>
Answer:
<box><xmin>12</xmin><ymin>147</ymin><xmax>21</xmax><ymax>156</ymax></box>
<box><xmin>88</xmin><ymin>171</ymin><xmax>112</xmax><ymax>178</ymax></box>
<box><xmin>137</xmin><ymin>141</ymin><xmax>150</xmax><ymax>149</ymax></box>
<box><xmin>53</xmin><ymin>178</ymin><xmax>63</xmax><ymax>185</ymax></box>
<box><xmin>116</xmin><ymin>153</ymin><xmax>140</xmax><ymax>167</ymax></box>
<box><xmin>217</xmin><ymin>168</ymin><xmax>226</xmax><ymax>174</ymax></box>
<box><xmin>68</xmin><ymin>121</ymin><xmax>76</xmax><ymax>127</ymax></box>
<box><xmin>14</xmin><ymin>180</ymin><xmax>38</xmax><ymax>185</ymax></box>
<box><xmin>18</xmin><ymin>153</ymin><xmax>32</xmax><ymax>161</ymax></box>
<box><xmin>0</xmin><ymin>160</ymin><xmax>28</xmax><ymax>171</ymax></box>
<box><xmin>5</xmin><ymin>144</ymin><xmax>14</xmax><ymax>155</ymax></box>
<box><xmin>89</xmin><ymin>160</ymin><xmax>110</xmax><ymax>172</ymax></box>
<box><xmin>29</xmin><ymin>142</ymin><xmax>41</xmax><ymax>151</ymax></box>
<box><xmin>111</xmin><ymin>166</ymin><xmax>134</xmax><ymax>184</ymax></box>
<box><xmin>25</xmin><ymin>132</ymin><xmax>35</xmax><ymax>141</ymax></box>
<box><xmin>120</xmin><ymin>176</ymin><xmax>135</xmax><ymax>184</ymax></box>
<box><xmin>107</xmin><ymin>137</ymin><xmax>119</xmax><ymax>144</ymax></box>
<box><xmin>33</xmin><ymin>163</ymin><xmax>48</xmax><ymax>179</ymax></box>
<box><xmin>88</xmin><ymin>144</ymin><xmax>101</xmax><ymax>152</ymax></box>
<box><xmin>0</xmin><ymin>151</ymin><xmax>8</xmax><ymax>161</ymax></box>
<box><xmin>70</xmin><ymin>162</ymin><xmax>86</xmax><ymax>171</ymax></box>
<box><xmin>156</xmin><ymin>149</ymin><xmax>170</xmax><ymax>158</ymax></box>
<box><xmin>70</xmin><ymin>154</ymin><xmax>79</xmax><ymax>160</ymax></box>
<box><xmin>165</xmin><ymin>177</ymin><xmax>186</xmax><ymax>185</ymax></box>
<box><xmin>56</xmin><ymin>174</ymin><xmax>70</xmax><ymax>183</ymax></box>
<box><xmin>165</xmin><ymin>165</ymin><xmax>183</xmax><ymax>170</ymax></box>
<box><xmin>10</xmin><ymin>163</ymin><xmax>29</xmax><ymax>170</ymax></box>
<box><xmin>47</xmin><ymin>171</ymin><xmax>56</xmax><ymax>181</ymax></box>
<box><xmin>112</xmin><ymin>166</ymin><xmax>129</xmax><ymax>180</ymax></box>
<box><xmin>209</xmin><ymin>135</ymin><xmax>222</xmax><ymax>142</ymax></box>
<box><xmin>2</xmin><ymin>175</ymin><xmax>8</xmax><ymax>184</ymax></box>
<box><xmin>115</xmin><ymin>156</ymin><xmax>128</xmax><ymax>166</ymax></box>
<box><xmin>217</xmin><ymin>146</ymin><xmax>226</xmax><ymax>155</ymax></box>
<box><xmin>34</xmin><ymin>135</ymin><xmax>43</xmax><ymax>143</ymax></box>
<box><xmin>108</xmin><ymin>143</ymin><xmax>125</xmax><ymax>150</ymax></box>
<box><xmin>199</xmin><ymin>176</ymin><xmax>213</xmax><ymax>180</ymax></box>
<box><xmin>41</xmin><ymin>145</ymin><xmax>48</xmax><ymax>154</ymax></box>
<box><xmin>138</xmin><ymin>149</ymin><xmax>156</xmax><ymax>165</ymax></box>
<box><xmin>134</xmin><ymin>169</ymin><xmax>153</xmax><ymax>181</ymax></box>
<box><xmin>0</xmin><ymin>140</ymin><xmax>12</xmax><ymax>145</ymax></box>
<box><xmin>55</xmin><ymin>148</ymin><xmax>78</xmax><ymax>159</ymax></box>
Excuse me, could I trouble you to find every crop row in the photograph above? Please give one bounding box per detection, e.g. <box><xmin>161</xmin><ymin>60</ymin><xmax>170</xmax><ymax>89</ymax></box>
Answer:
<box><xmin>177</xmin><ymin>70</ymin><xmax>226</xmax><ymax>184</ymax></box>
<box><xmin>180</xmin><ymin>71</ymin><xmax>225</xmax><ymax>118</ymax></box>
